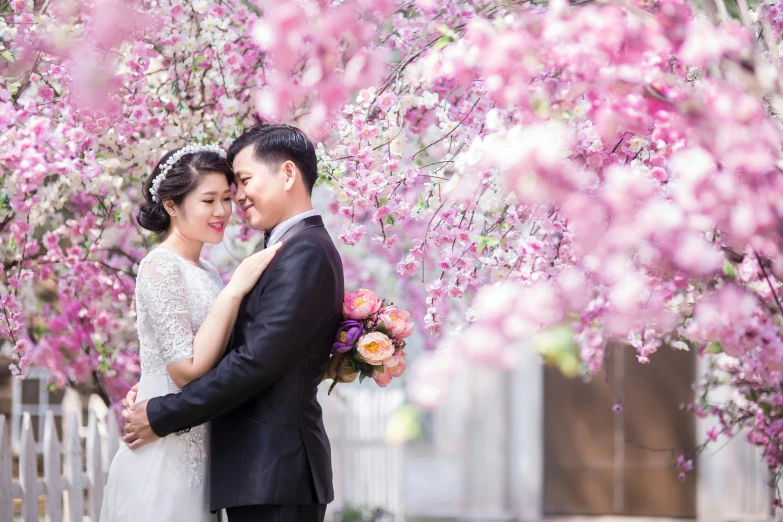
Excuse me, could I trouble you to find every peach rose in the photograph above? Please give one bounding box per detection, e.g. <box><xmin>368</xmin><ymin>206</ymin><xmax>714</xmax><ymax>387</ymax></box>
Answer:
<box><xmin>379</xmin><ymin>306</ymin><xmax>414</xmax><ymax>338</ymax></box>
<box><xmin>372</xmin><ymin>367</ymin><xmax>394</xmax><ymax>387</ymax></box>
<box><xmin>383</xmin><ymin>351</ymin><xmax>407</xmax><ymax>378</ymax></box>
<box><xmin>342</xmin><ymin>289</ymin><xmax>382</xmax><ymax>320</ymax></box>
<box><xmin>356</xmin><ymin>332</ymin><xmax>395</xmax><ymax>365</ymax></box>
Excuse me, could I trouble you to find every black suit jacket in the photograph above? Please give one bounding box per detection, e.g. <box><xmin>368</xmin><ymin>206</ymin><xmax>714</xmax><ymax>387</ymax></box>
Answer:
<box><xmin>146</xmin><ymin>215</ymin><xmax>344</xmax><ymax>510</ymax></box>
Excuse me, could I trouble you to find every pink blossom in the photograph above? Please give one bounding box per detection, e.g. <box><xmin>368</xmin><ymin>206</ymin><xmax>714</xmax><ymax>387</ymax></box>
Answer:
<box><xmin>38</xmin><ymin>85</ymin><xmax>55</xmax><ymax>100</ymax></box>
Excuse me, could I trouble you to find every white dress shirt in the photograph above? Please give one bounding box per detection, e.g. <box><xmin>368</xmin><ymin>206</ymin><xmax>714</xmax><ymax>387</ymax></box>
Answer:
<box><xmin>266</xmin><ymin>209</ymin><xmax>320</xmax><ymax>247</ymax></box>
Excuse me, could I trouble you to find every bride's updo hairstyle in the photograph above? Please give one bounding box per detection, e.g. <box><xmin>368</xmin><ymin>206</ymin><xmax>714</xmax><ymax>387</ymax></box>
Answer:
<box><xmin>137</xmin><ymin>147</ymin><xmax>233</xmax><ymax>235</ymax></box>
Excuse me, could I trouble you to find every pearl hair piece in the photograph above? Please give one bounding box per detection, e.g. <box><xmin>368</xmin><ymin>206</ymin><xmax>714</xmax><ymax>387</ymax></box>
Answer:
<box><xmin>150</xmin><ymin>144</ymin><xmax>226</xmax><ymax>203</ymax></box>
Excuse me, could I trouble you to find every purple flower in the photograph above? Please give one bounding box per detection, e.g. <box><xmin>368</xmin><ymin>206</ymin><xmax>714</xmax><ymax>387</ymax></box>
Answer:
<box><xmin>332</xmin><ymin>320</ymin><xmax>363</xmax><ymax>354</ymax></box>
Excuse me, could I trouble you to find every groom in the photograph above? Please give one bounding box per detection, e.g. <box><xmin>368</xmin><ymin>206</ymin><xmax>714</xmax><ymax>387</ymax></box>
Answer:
<box><xmin>122</xmin><ymin>124</ymin><xmax>344</xmax><ymax>522</ymax></box>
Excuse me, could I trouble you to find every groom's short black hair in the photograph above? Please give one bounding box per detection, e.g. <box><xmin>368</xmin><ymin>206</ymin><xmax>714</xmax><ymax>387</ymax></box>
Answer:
<box><xmin>227</xmin><ymin>123</ymin><xmax>319</xmax><ymax>194</ymax></box>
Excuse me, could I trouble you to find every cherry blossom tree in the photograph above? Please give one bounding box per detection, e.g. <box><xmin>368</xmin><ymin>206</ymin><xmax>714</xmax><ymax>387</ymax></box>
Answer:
<box><xmin>256</xmin><ymin>0</ymin><xmax>783</xmax><ymax>495</ymax></box>
<box><xmin>6</xmin><ymin>0</ymin><xmax>783</xmax><ymax>500</ymax></box>
<box><xmin>0</xmin><ymin>0</ymin><xmax>266</xmax><ymax>401</ymax></box>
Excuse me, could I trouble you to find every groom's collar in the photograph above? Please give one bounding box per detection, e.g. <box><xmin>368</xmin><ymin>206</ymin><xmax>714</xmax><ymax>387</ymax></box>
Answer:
<box><xmin>266</xmin><ymin>212</ymin><xmax>323</xmax><ymax>248</ymax></box>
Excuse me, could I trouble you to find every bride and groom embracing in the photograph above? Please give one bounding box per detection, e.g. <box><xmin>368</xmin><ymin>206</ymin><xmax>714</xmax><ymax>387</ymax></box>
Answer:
<box><xmin>101</xmin><ymin>124</ymin><xmax>344</xmax><ymax>522</ymax></box>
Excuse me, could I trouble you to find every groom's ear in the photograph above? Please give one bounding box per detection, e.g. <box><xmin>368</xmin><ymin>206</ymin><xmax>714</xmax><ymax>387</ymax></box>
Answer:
<box><xmin>282</xmin><ymin>160</ymin><xmax>298</xmax><ymax>191</ymax></box>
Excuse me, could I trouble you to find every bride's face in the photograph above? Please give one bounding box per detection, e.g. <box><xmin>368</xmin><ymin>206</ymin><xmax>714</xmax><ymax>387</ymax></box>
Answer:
<box><xmin>170</xmin><ymin>172</ymin><xmax>232</xmax><ymax>244</ymax></box>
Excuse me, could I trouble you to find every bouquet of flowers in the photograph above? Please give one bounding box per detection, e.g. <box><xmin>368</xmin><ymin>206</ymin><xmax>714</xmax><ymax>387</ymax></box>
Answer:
<box><xmin>325</xmin><ymin>289</ymin><xmax>413</xmax><ymax>394</ymax></box>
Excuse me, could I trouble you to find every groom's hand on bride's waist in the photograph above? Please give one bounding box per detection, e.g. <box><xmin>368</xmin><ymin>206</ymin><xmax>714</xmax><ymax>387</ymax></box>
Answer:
<box><xmin>122</xmin><ymin>399</ymin><xmax>160</xmax><ymax>449</ymax></box>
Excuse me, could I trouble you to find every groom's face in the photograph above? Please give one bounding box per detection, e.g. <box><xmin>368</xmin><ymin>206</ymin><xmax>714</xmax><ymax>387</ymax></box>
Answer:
<box><xmin>232</xmin><ymin>146</ymin><xmax>286</xmax><ymax>232</ymax></box>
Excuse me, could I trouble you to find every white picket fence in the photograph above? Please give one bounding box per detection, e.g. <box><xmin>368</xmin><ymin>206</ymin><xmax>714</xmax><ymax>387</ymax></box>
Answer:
<box><xmin>333</xmin><ymin>387</ymin><xmax>406</xmax><ymax>520</ymax></box>
<box><xmin>0</xmin><ymin>409</ymin><xmax>119</xmax><ymax>522</ymax></box>
<box><xmin>1</xmin><ymin>388</ymin><xmax>407</xmax><ymax>522</ymax></box>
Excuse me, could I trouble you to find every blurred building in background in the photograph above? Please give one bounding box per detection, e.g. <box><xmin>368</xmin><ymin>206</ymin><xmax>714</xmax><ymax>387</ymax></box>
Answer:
<box><xmin>325</xmin><ymin>343</ymin><xmax>772</xmax><ymax>522</ymax></box>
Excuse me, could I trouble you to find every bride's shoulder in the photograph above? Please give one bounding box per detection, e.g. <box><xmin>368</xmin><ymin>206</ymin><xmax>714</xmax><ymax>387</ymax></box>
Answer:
<box><xmin>141</xmin><ymin>246</ymin><xmax>178</xmax><ymax>263</ymax></box>
<box><xmin>138</xmin><ymin>247</ymin><xmax>182</xmax><ymax>278</ymax></box>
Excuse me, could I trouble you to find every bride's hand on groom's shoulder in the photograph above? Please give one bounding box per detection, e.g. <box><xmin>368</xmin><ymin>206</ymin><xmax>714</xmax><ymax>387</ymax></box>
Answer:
<box><xmin>226</xmin><ymin>242</ymin><xmax>283</xmax><ymax>298</ymax></box>
<box><xmin>122</xmin><ymin>399</ymin><xmax>159</xmax><ymax>450</ymax></box>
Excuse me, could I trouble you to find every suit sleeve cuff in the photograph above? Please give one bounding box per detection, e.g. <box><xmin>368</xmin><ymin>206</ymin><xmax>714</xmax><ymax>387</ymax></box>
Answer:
<box><xmin>146</xmin><ymin>396</ymin><xmax>172</xmax><ymax>438</ymax></box>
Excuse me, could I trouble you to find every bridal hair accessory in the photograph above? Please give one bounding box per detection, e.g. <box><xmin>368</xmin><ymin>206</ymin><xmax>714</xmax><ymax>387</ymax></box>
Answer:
<box><xmin>150</xmin><ymin>144</ymin><xmax>227</xmax><ymax>203</ymax></box>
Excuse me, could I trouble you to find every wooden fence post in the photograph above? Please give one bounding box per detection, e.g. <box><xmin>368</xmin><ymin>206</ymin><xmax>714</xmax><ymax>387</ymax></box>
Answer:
<box><xmin>86</xmin><ymin>410</ymin><xmax>103</xmax><ymax>521</ymax></box>
<box><xmin>44</xmin><ymin>411</ymin><xmax>63</xmax><ymax>522</ymax></box>
<box><xmin>0</xmin><ymin>416</ymin><xmax>13</xmax><ymax>522</ymax></box>
<box><xmin>19</xmin><ymin>413</ymin><xmax>39</xmax><ymax>522</ymax></box>
<box><xmin>64</xmin><ymin>412</ymin><xmax>83</xmax><ymax>522</ymax></box>
<box><xmin>105</xmin><ymin>410</ymin><xmax>119</xmax><ymax>471</ymax></box>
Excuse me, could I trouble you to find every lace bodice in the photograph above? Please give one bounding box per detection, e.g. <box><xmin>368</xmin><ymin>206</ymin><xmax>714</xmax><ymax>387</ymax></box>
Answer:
<box><xmin>136</xmin><ymin>247</ymin><xmax>225</xmax><ymax>377</ymax></box>
<box><xmin>133</xmin><ymin>247</ymin><xmax>224</xmax><ymax>487</ymax></box>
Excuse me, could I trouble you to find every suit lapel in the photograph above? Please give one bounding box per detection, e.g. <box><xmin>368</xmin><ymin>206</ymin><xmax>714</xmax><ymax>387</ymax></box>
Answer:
<box><xmin>226</xmin><ymin>215</ymin><xmax>325</xmax><ymax>355</ymax></box>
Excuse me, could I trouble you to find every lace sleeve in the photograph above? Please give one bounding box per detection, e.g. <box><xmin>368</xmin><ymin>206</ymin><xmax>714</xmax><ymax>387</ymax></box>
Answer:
<box><xmin>136</xmin><ymin>251</ymin><xmax>194</xmax><ymax>367</ymax></box>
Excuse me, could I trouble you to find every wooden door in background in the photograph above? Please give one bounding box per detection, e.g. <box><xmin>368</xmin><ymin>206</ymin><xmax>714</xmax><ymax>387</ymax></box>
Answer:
<box><xmin>544</xmin><ymin>343</ymin><xmax>697</xmax><ymax>517</ymax></box>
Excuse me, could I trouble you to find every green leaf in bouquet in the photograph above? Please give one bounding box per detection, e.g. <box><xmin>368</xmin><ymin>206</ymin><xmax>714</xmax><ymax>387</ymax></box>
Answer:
<box><xmin>375</xmin><ymin>324</ymin><xmax>392</xmax><ymax>337</ymax></box>
<box><xmin>352</xmin><ymin>353</ymin><xmax>377</xmax><ymax>373</ymax></box>
<box><xmin>707</xmin><ymin>341</ymin><xmax>724</xmax><ymax>354</ymax></box>
<box><xmin>359</xmin><ymin>373</ymin><xmax>367</xmax><ymax>384</ymax></box>
<box><xmin>327</xmin><ymin>379</ymin><xmax>339</xmax><ymax>395</ymax></box>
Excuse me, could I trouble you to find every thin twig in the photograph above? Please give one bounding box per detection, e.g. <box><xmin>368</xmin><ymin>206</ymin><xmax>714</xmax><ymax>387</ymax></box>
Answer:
<box><xmin>754</xmin><ymin>250</ymin><xmax>783</xmax><ymax>317</ymax></box>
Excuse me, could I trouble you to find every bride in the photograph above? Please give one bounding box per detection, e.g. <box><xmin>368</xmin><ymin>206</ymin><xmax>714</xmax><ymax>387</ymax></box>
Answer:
<box><xmin>101</xmin><ymin>144</ymin><xmax>282</xmax><ymax>521</ymax></box>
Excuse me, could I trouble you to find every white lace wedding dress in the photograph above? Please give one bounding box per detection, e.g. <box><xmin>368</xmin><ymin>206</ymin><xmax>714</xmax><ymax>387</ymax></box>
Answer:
<box><xmin>101</xmin><ymin>247</ymin><xmax>225</xmax><ymax>522</ymax></box>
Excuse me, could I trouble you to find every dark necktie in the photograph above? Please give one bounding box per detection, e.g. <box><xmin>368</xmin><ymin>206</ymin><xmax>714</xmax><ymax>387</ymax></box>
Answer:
<box><xmin>263</xmin><ymin>230</ymin><xmax>272</xmax><ymax>249</ymax></box>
